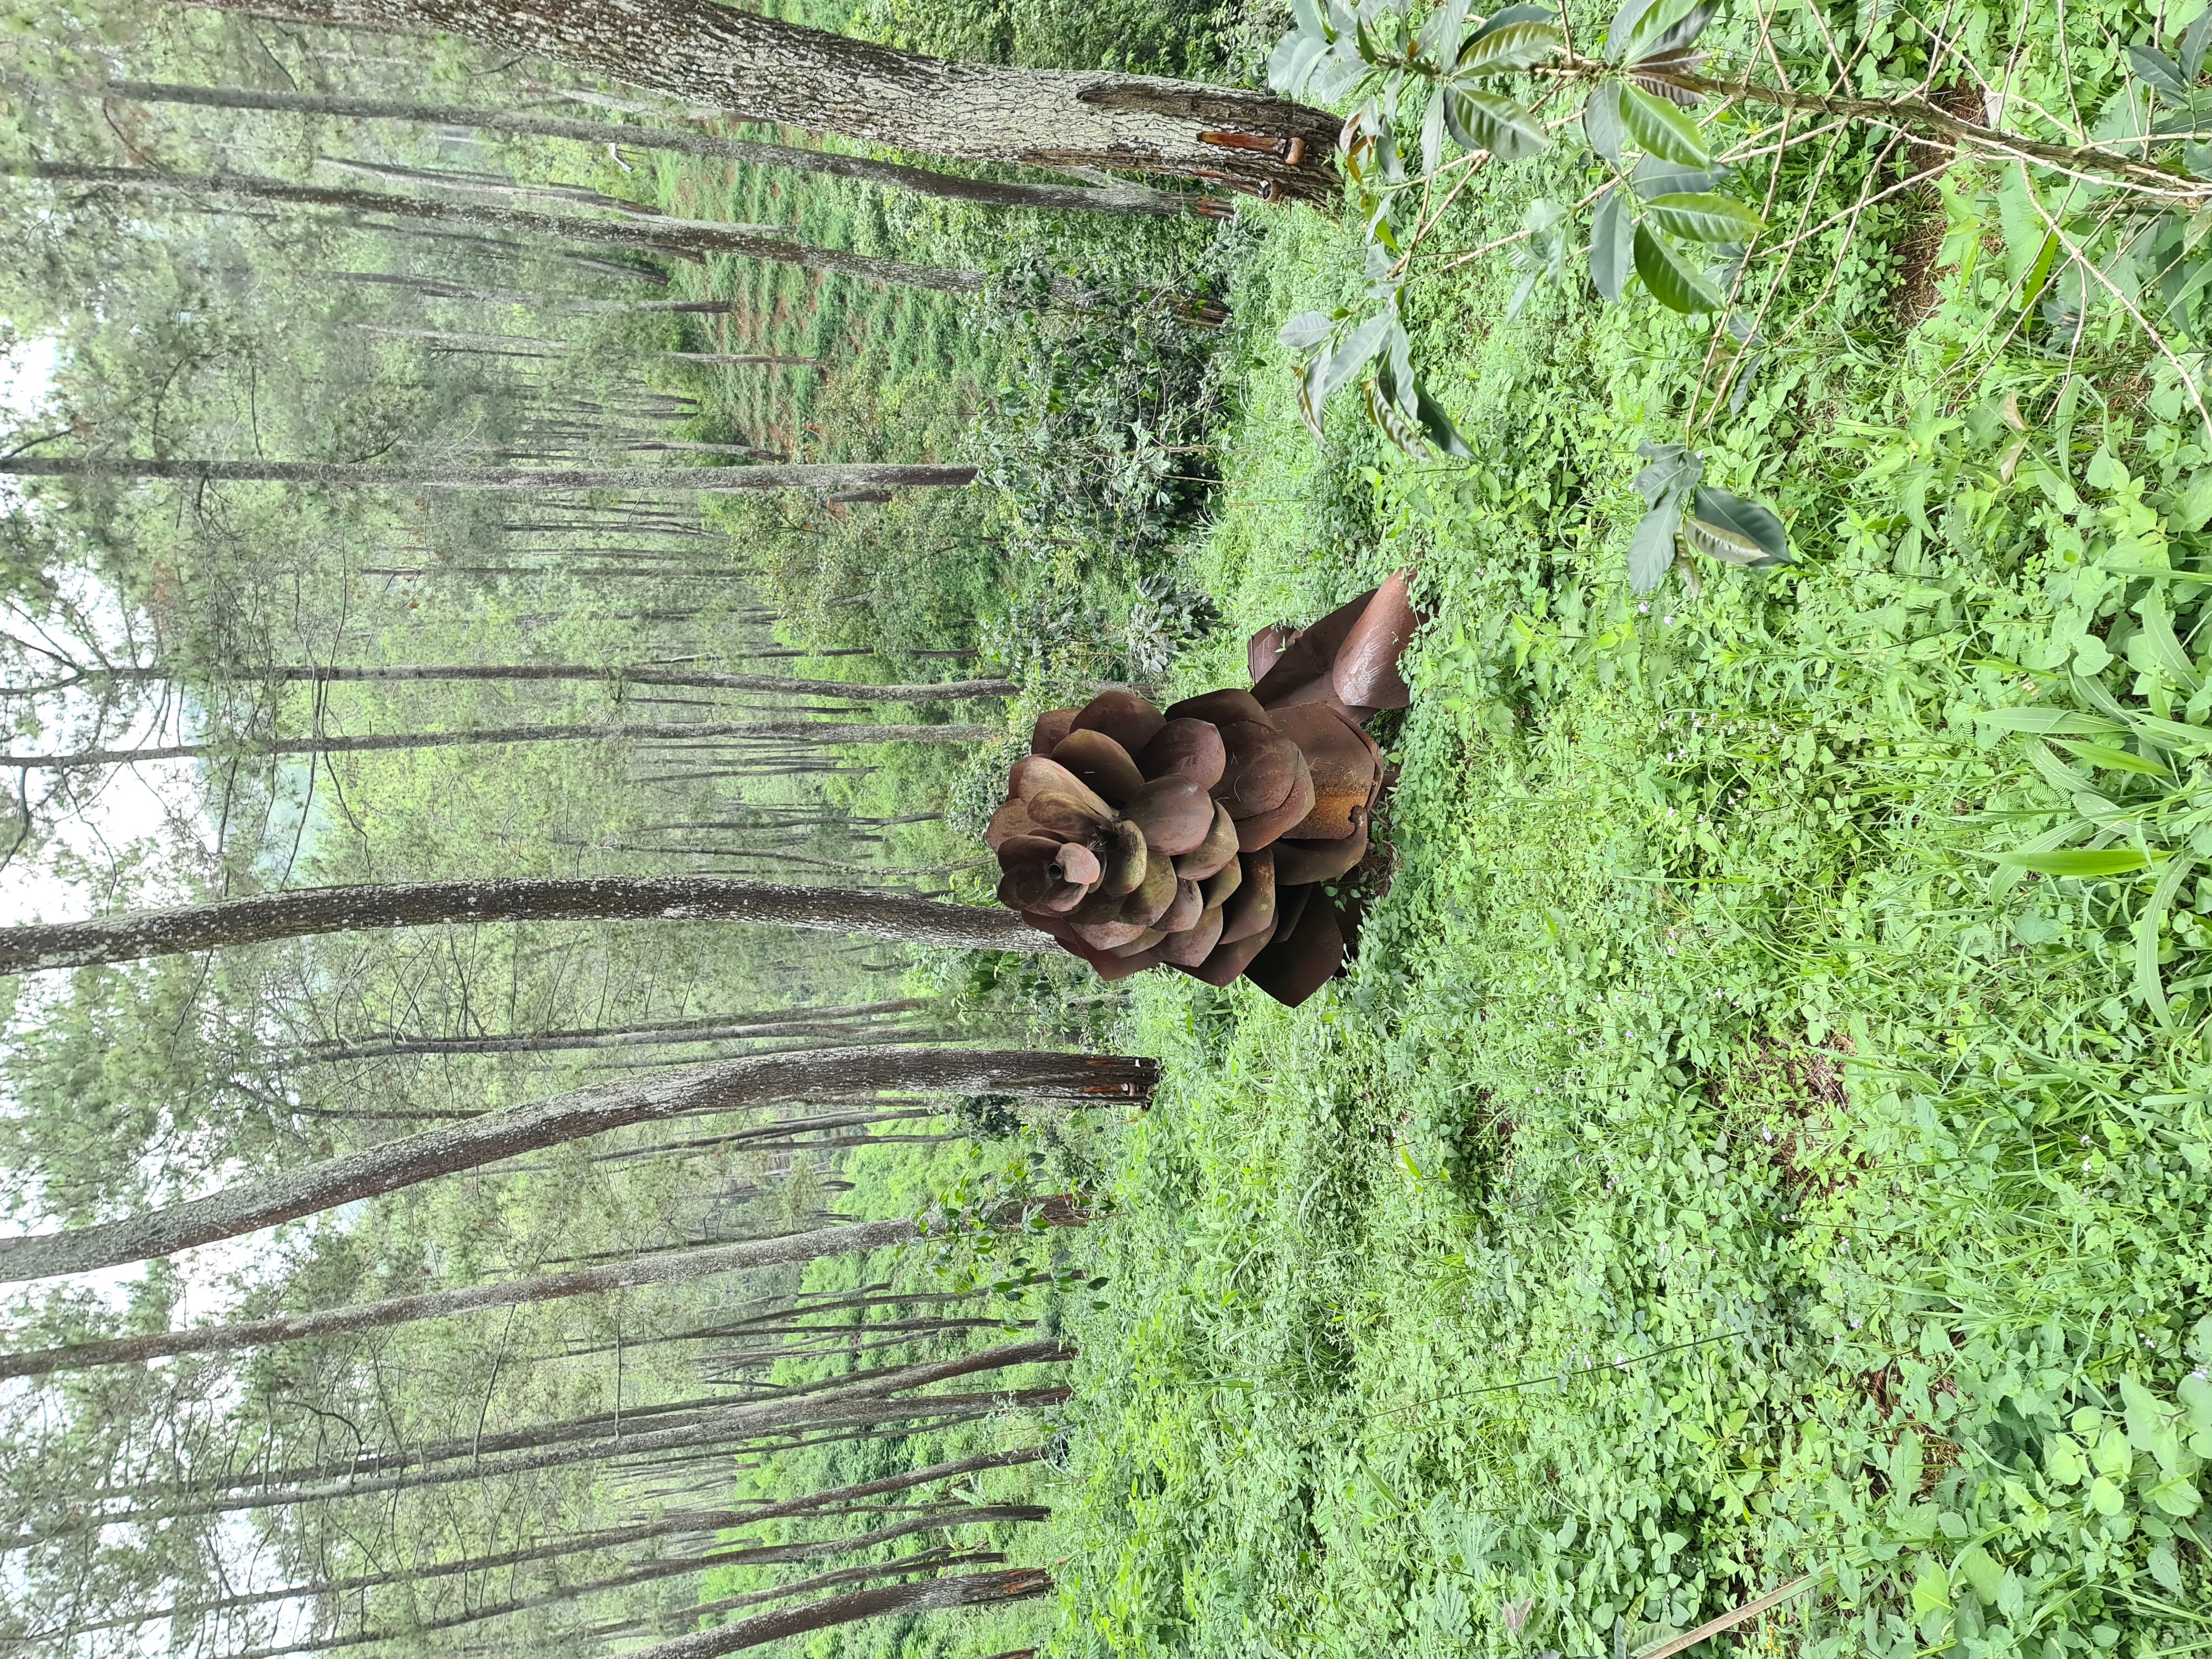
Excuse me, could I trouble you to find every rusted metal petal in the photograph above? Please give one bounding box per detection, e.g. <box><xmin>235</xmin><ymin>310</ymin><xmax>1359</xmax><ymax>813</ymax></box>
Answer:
<box><xmin>1072</xmin><ymin>915</ymin><xmax>1155</xmax><ymax>951</ymax></box>
<box><xmin>1107</xmin><ymin>925</ymin><xmax>1168</xmax><ymax>957</ymax></box>
<box><xmin>1052</xmin><ymin>728</ymin><xmax>1145</xmax><ymax>805</ymax></box>
<box><xmin>1200</xmin><ymin>849</ymin><xmax>1243</xmax><ymax>909</ymax></box>
<box><xmin>1095</xmin><ymin>820</ymin><xmax>1148</xmax><ymax>898</ymax></box>
<box><xmin>1270</xmin><ymin>818</ymin><xmax>1369</xmax><ymax>886</ymax></box>
<box><xmin>1241</xmin><ymin>884</ymin><xmax>1345</xmax><ymax>1008</ymax></box>
<box><xmin>1332</xmin><ymin>568</ymin><xmax>1420</xmax><ymax>710</ymax></box>
<box><xmin>1218</xmin><ymin>846</ymin><xmax>1276</xmax><ymax>944</ymax></box>
<box><xmin>1116</xmin><ymin>849</ymin><xmax>1178</xmax><ymax>930</ymax></box>
<box><xmin>1025</xmin><ymin>789</ymin><xmax>1112</xmax><ymax>839</ymax></box>
<box><xmin>1167</xmin><ymin>688</ymin><xmax>1268</xmax><ymax>727</ymax></box>
<box><xmin>986</xmin><ymin>797</ymin><xmax>1056</xmax><ymax>851</ymax></box>
<box><xmin>1269</xmin><ymin>878</ymin><xmax>1312</xmax><ymax>944</ymax></box>
<box><xmin>1174</xmin><ymin>802</ymin><xmax>1239</xmax><ymax>881</ymax></box>
<box><xmin>1233</xmin><ymin>750</ymin><xmax>1315</xmax><ymax>851</ymax></box>
<box><xmin>1029</xmin><ymin>877</ymin><xmax>1093</xmax><ymax>915</ymax></box>
<box><xmin>1071</xmin><ymin>688</ymin><xmax>1166</xmax><ymax>755</ymax></box>
<box><xmin>1269</xmin><ymin>703</ymin><xmax>1381</xmax><ymax>843</ymax></box>
<box><xmin>996</xmin><ymin>834</ymin><xmax>1063</xmax><ymax>878</ymax></box>
<box><xmin>1136</xmin><ymin>718</ymin><xmax>1227</xmax><ymax>789</ymax></box>
<box><xmin>1248</xmin><ymin>623</ymin><xmax>1298</xmax><ymax>684</ymax></box>
<box><xmin>1122</xmin><ymin>775</ymin><xmax>1213</xmax><ymax>857</ymax></box>
<box><xmin>1154</xmin><ymin>904</ymin><xmax>1224</xmax><ymax>968</ymax></box>
<box><xmin>998</xmin><ymin>863</ymin><xmax>1083</xmax><ymax>915</ymax></box>
<box><xmin>1008</xmin><ymin>755</ymin><xmax>1114</xmax><ymax>819</ymax></box>
<box><xmin>1250</xmin><ymin>587</ymin><xmax>1375</xmax><ymax>709</ymax></box>
<box><xmin>1031</xmin><ymin>707</ymin><xmax>1078</xmax><ymax>755</ymax></box>
<box><xmin>1155</xmin><ymin>877</ymin><xmax>1203</xmax><ymax>936</ymax></box>
<box><xmin>1175</xmin><ymin>910</ymin><xmax>1278</xmax><ymax>987</ymax></box>
<box><xmin>1054</xmin><ymin>842</ymin><xmax>1101</xmax><ymax>886</ymax></box>
<box><xmin>1213</xmin><ymin>719</ymin><xmax>1301</xmax><ymax>820</ymax></box>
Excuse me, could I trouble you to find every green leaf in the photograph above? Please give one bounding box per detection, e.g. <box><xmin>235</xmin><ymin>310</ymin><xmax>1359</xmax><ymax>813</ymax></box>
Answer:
<box><xmin>1590</xmin><ymin>186</ymin><xmax>1635</xmax><ymax>301</ymax></box>
<box><xmin>1413</xmin><ymin>381</ymin><xmax>1473</xmax><ymax>457</ymax></box>
<box><xmin>1628</xmin><ymin>489</ymin><xmax>1686</xmax><ymax>593</ymax></box>
<box><xmin>1289</xmin><ymin>0</ymin><xmax>1328</xmax><ymax>39</ymax></box>
<box><xmin>1630</xmin><ymin>0</ymin><xmax>1718</xmax><ymax>60</ymax></box>
<box><xmin>1267</xmin><ymin>30</ymin><xmax>1332</xmax><ymax>94</ymax></box>
<box><xmin>2045</xmin><ymin>1433</ymin><xmax>2087</xmax><ymax>1485</ymax></box>
<box><xmin>1642</xmin><ymin>190</ymin><xmax>1765</xmax><ymax>243</ymax></box>
<box><xmin>2146</xmin><ymin>1472</ymin><xmax>2201</xmax><ymax>1516</ymax></box>
<box><xmin>2180</xmin><ymin>1370</ymin><xmax>2212</xmax><ymax>1430</ymax></box>
<box><xmin>2053</xmin><ymin>739</ymin><xmax>2169</xmax><ymax>776</ymax></box>
<box><xmin>1603</xmin><ymin>0</ymin><xmax>1657</xmax><ymax>61</ymax></box>
<box><xmin>1455</xmin><ymin>19</ymin><xmax>1562</xmax><ymax>74</ymax></box>
<box><xmin>1468</xmin><ymin>2</ymin><xmax>1557</xmax><ymax>41</ymax></box>
<box><xmin>2185</xmin><ymin>5</ymin><xmax>2212</xmax><ymax>80</ymax></box>
<box><xmin>2087</xmin><ymin>1474</ymin><xmax>2127</xmax><ymax>1515</ymax></box>
<box><xmin>2121</xmin><ymin>1374</ymin><xmax>2188</xmax><ymax>1470</ymax></box>
<box><xmin>1293</xmin><ymin>364</ymin><xmax>1325</xmax><ymax>440</ymax></box>
<box><xmin>1632</xmin><ymin>155</ymin><xmax>1715</xmax><ymax>198</ymax></box>
<box><xmin>1445</xmin><ymin>88</ymin><xmax>1551</xmax><ymax>160</ymax></box>
<box><xmin>1959</xmin><ymin>1545</ymin><xmax>2004</xmax><ymax>1607</ymax></box>
<box><xmin>1277</xmin><ymin>310</ymin><xmax>1333</xmax><ymax>352</ymax></box>
<box><xmin>1632</xmin><ymin>440</ymin><xmax>1699</xmax><ymax>501</ymax></box>
<box><xmin>1366</xmin><ymin>377</ymin><xmax>1430</xmax><ymax>455</ymax></box>
<box><xmin>2131</xmin><ymin>44</ymin><xmax>2192</xmax><ymax>100</ymax></box>
<box><xmin>1990</xmin><ymin>848</ymin><xmax>2151</xmax><ymax>876</ymax></box>
<box><xmin>1683</xmin><ymin>485</ymin><xmax>1788</xmax><ymax>565</ymax></box>
<box><xmin>1416</xmin><ymin>0</ymin><xmax>1472</xmax><ymax>65</ymax></box>
<box><xmin>1619</xmin><ymin>84</ymin><xmax>1711</xmax><ymax>165</ymax></box>
<box><xmin>1312</xmin><ymin>309</ymin><xmax>1395</xmax><ymax>409</ymax></box>
<box><xmin>2134</xmin><ymin>854</ymin><xmax>2198</xmax><ymax>1028</ymax></box>
<box><xmin>1972</xmin><ymin>707</ymin><xmax>2126</xmax><ymax>735</ymax></box>
<box><xmin>1633</xmin><ymin>223</ymin><xmax>1724</xmax><ymax>311</ymax></box>
<box><xmin>1584</xmin><ymin>81</ymin><xmax>1627</xmax><ymax>164</ymax></box>
<box><xmin>1420</xmin><ymin>83</ymin><xmax>1448</xmax><ymax>174</ymax></box>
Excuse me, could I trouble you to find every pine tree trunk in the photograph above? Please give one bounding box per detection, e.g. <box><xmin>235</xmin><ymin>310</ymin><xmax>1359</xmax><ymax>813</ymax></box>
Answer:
<box><xmin>11</xmin><ymin>161</ymin><xmax>1077</xmax><ymax>298</ymax></box>
<box><xmin>0</xmin><ymin>717</ymin><xmax>993</xmax><ymax>770</ymax></box>
<box><xmin>0</xmin><ymin>451</ymin><xmax>972</xmax><ymax>495</ymax></box>
<box><xmin>92</xmin><ymin>662</ymin><xmax>1019</xmax><ymax>700</ymax></box>
<box><xmin>107</xmin><ymin>79</ymin><xmax>1192</xmax><ymax>215</ymax></box>
<box><xmin>0</xmin><ymin>1048</ymin><xmax>1140</xmax><ymax>1280</ymax></box>
<box><xmin>0</xmin><ymin>877</ymin><xmax>1055</xmax><ymax>975</ymax></box>
<box><xmin>615</xmin><ymin>1567</ymin><xmax>1054</xmax><ymax>1659</ymax></box>
<box><xmin>192</xmin><ymin>0</ymin><xmax>1337</xmax><ymax>202</ymax></box>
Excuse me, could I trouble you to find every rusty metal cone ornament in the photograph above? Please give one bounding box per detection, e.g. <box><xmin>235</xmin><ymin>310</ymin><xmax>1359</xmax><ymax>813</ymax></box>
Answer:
<box><xmin>993</xmin><ymin>573</ymin><xmax>1421</xmax><ymax>1007</ymax></box>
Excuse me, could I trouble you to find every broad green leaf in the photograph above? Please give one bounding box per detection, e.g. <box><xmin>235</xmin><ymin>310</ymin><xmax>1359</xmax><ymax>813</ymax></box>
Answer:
<box><xmin>1990</xmin><ymin>848</ymin><xmax>2150</xmax><ymax>876</ymax></box>
<box><xmin>1312</xmin><ymin>309</ymin><xmax>1395</xmax><ymax>409</ymax></box>
<box><xmin>1972</xmin><ymin>707</ymin><xmax>2125</xmax><ymax>735</ymax></box>
<box><xmin>1911</xmin><ymin>1554</ymin><xmax>1952</xmax><ymax>1615</ymax></box>
<box><xmin>1631</xmin><ymin>0</ymin><xmax>1718</xmax><ymax>60</ymax></box>
<box><xmin>2146</xmin><ymin>1472</ymin><xmax>2201</xmax><ymax>1516</ymax></box>
<box><xmin>1603</xmin><ymin>0</ymin><xmax>1657</xmax><ymax>61</ymax></box>
<box><xmin>1633</xmin><ymin>223</ymin><xmax>1724</xmax><ymax>311</ymax></box>
<box><xmin>1277</xmin><ymin>310</ymin><xmax>1334</xmax><ymax>352</ymax></box>
<box><xmin>1643</xmin><ymin>190</ymin><xmax>1765</xmax><ymax>243</ymax></box>
<box><xmin>1627</xmin><ymin>489</ymin><xmax>1685</xmax><ymax>593</ymax></box>
<box><xmin>1959</xmin><ymin>1545</ymin><xmax>2003</xmax><ymax>1608</ymax></box>
<box><xmin>2135</xmin><ymin>854</ymin><xmax>2198</xmax><ymax>1029</ymax></box>
<box><xmin>1416</xmin><ymin>0</ymin><xmax>1472</xmax><ymax>65</ymax></box>
<box><xmin>1632</xmin><ymin>440</ymin><xmax>1699</xmax><ymax>502</ymax></box>
<box><xmin>1289</xmin><ymin>0</ymin><xmax>1329</xmax><ymax>38</ymax></box>
<box><xmin>1413</xmin><ymin>381</ymin><xmax>1473</xmax><ymax>457</ymax></box>
<box><xmin>1267</xmin><ymin>30</ymin><xmax>1331</xmax><ymax>93</ymax></box>
<box><xmin>2180</xmin><ymin>1370</ymin><xmax>2212</xmax><ymax>1430</ymax></box>
<box><xmin>2130</xmin><ymin>44</ymin><xmax>2192</xmax><ymax>100</ymax></box>
<box><xmin>2121</xmin><ymin>1375</ymin><xmax>2188</xmax><ymax>1470</ymax></box>
<box><xmin>1620</xmin><ymin>84</ymin><xmax>1711</xmax><ymax>165</ymax></box>
<box><xmin>1446</xmin><ymin>88</ymin><xmax>1551</xmax><ymax>160</ymax></box>
<box><xmin>1468</xmin><ymin>2</ymin><xmax>1558</xmax><ymax>40</ymax></box>
<box><xmin>1589</xmin><ymin>187</ymin><xmax>1635</xmax><ymax>301</ymax></box>
<box><xmin>1632</xmin><ymin>155</ymin><xmax>1715</xmax><ymax>198</ymax></box>
<box><xmin>2088</xmin><ymin>1474</ymin><xmax>2126</xmax><ymax>1515</ymax></box>
<box><xmin>1420</xmin><ymin>83</ymin><xmax>1448</xmax><ymax>174</ymax></box>
<box><xmin>2128</xmin><ymin>709</ymin><xmax>2212</xmax><ymax>750</ymax></box>
<box><xmin>1584</xmin><ymin>81</ymin><xmax>1627</xmax><ymax>164</ymax></box>
<box><xmin>2053</xmin><ymin>739</ymin><xmax>2169</xmax><ymax>776</ymax></box>
<box><xmin>2044</xmin><ymin>1433</ymin><xmax>2087</xmax><ymax>1485</ymax></box>
<box><xmin>1684</xmin><ymin>485</ymin><xmax>1788</xmax><ymax>565</ymax></box>
<box><xmin>1455</xmin><ymin>19</ymin><xmax>1562</xmax><ymax>74</ymax></box>
<box><xmin>2186</xmin><ymin>4</ymin><xmax>2212</xmax><ymax>80</ymax></box>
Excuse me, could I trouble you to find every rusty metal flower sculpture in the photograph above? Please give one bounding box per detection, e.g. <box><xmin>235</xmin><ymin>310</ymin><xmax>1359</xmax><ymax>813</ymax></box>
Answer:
<box><xmin>991</xmin><ymin>572</ymin><xmax>1421</xmax><ymax>1007</ymax></box>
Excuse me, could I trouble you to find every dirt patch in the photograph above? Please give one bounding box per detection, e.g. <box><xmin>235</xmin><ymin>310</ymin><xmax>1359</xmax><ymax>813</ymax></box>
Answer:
<box><xmin>1891</xmin><ymin>81</ymin><xmax>1986</xmax><ymax>328</ymax></box>
<box><xmin>1718</xmin><ymin>1032</ymin><xmax>1859</xmax><ymax>1197</ymax></box>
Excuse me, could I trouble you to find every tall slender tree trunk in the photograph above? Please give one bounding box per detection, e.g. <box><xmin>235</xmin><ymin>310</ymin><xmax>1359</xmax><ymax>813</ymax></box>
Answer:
<box><xmin>612</xmin><ymin>1567</ymin><xmax>1053</xmax><ymax>1659</ymax></box>
<box><xmin>0</xmin><ymin>451</ymin><xmax>973</xmax><ymax>495</ymax></box>
<box><xmin>0</xmin><ymin>1048</ymin><xmax>1140</xmax><ymax>1281</ymax></box>
<box><xmin>0</xmin><ymin>717</ymin><xmax>992</xmax><ymax>771</ymax></box>
<box><xmin>190</xmin><ymin>0</ymin><xmax>1337</xmax><ymax>201</ymax></box>
<box><xmin>0</xmin><ymin>1207</ymin><xmax>1010</xmax><ymax>1378</ymax></box>
<box><xmin>299</xmin><ymin>996</ymin><xmax>934</xmax><ymax>1061</ymax></box>
<box><xmin>107</xmin><ymin>79</ymin><xmax>1192</xmax><ymax>216</ymax></box>
<box><xmin>80</xmin><ymin>662</ymin><xmax>1019</xmax><ymax>700</ymax></box>
<box><xmin>8</xmin><ymin>161</ymin><xmax>1080</xmax><ymax>299</ymax></box>
<box><xmin>0</xmin><ymin>876</ymin><xmax>1057</xmax><ymax>978</ymax></box>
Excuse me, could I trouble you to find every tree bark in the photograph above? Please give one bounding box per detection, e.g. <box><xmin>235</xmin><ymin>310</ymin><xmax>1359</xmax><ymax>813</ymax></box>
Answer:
<box><xmin>0</xmin><ymin>717</ymin><xmax>993</xmax><ymax>770</ymax></box>
<box><xmin>618</xmin><ymin>1567</ymin><xmax>1053</xmax><ymax>1659</ymax></box>
<box><xmin>299</xmin><ymin>996</ymin><xmax>933</xmax><ymax>1060</ymax></box>
<box><xmin>191</xmin><ymin>0</ymin><xmax>1337</xmax><ymax>201</ymax></box>
<box><xmin>9</xmin><ymin>161</ymin><xmax>1076</xmax><ymax>299</ymax></box>
<box><xmin>0</xmin><ymin>450</ymin><xmax>973</xmax><ymax>495</ymax></box>
<box><xmin>0</xmin><ymin>877</ymin><xmax>1056</xmax><ymax>977</ymax></box>
<box><xmin>79</xmin><ymin>662</ymin><xmax>1018</xmax><ymax>700</ymax></box>
<box><xmin>0</xmin><ymin>1048</ymin><xmax>1139</xmax><ymax>1281</ymax></box>
<box><xmin>0</xmin><ymin>1213</ymin><xmax>935</xmax><ymax>1378</ymax></box>
<box><xmin>107</xmin><ymin>79</ymin><xmax>1192</xmax><ymax>215</ymax></box>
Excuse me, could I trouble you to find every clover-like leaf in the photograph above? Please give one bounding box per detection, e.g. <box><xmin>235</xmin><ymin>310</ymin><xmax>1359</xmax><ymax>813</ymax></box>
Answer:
<box><xmin>1455</xmin><ymin>19</ymin><xmax>1563</xmax><ymax>75</ymax></box>
<box><xmin>1683</xmin><ymin>484</ymin><xmax>1788</xmax><ymax>566</ymax></box>
<box><xmin>1633</xmin><ymin>223</ymin><xmax>1725</xmax><ymax>311</ymax></box>
<box><xmin>1643</xmin><ymin>190</ymin><xmax>1765</xmax><ymax>243</ymax></box>
<box><xmin>1590</xmin><ymin>186</ymin><xmax>1635</xmax><ymax>301</ymax></box>
<box><xmin>1619</xmin><ymin>84</ymin><xmax>1712</xmax><ymax>165</ymax></box>
<box><xmin>1446</xmin><ymin>88</ymin><xmax>1551</xmax><ymax>160</ymax></box>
